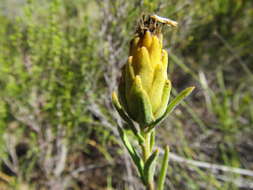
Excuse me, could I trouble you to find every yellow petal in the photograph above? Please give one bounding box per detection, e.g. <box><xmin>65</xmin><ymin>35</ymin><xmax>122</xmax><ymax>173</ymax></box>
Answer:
<box><xmin>149</xmin><ymin>36</ymin><xmax>162</xmax><ymax>68</ymax></box>
<box><xmin>158</xmin><ymin>33</ymin><xmax>163</xmax><ymax>48</ymax></box>
<box><xmin>124</xmin><ymin>57</ymin><xmax>135</xmax><ymax>104</ymax></box>
<box><xmin>129</xmin><ymin>37</ymin><xmax>140</xmax><ymax>57</ymax></box>
<box><xmin>149</xmin><ymin>63</ymin><xmax>166</xmax><ymax>113</ymax></box>
<box><xmin>132</xmin><ymin>47</ymin><xmax>154</xmax><ymax>91</ymax></box>
<box><xmin>125</xmin><ymin>56</ymin><xmax>135</xmax><ymax>90</ymax></box>
<box><xmin>161</xmin><ymin>49</ymin><xmax>168</xmax><ymax>78</ymax></box>
<box><xmin>141</xmin><ymin>31</ymin><xmax>152</xmax><ymax>48</ymax></box>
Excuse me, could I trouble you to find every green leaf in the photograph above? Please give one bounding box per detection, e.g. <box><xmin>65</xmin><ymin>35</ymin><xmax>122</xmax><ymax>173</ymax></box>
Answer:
<box><xmin>148</xmin><ymin>86</ymin><xmax>195</xmax><ymax>132</ymax></box>
<box><xmin>112</xmin><ymin>92</ymin><xmax>144</xmax><ymax>143</ymax></box>
<box><xmin>164</xmin><ymin>86</ymin><xmax>194</xmax><ymax>116</ymax></box>
<box><xmin>128</xmin><ymin>76</ymin><xmax>154</xmax><ymax>127</ymax></box>
<box><xmin>118</xmin><ymin>65</ymin><xmax>128</xmax><ymax>110</ymax></box>
<box><xmin>143</xmin><ymin>149</ymin><xmax>159</xmax><ymax>185</ymax></box>
<box><xmin>117</xmin><ymin>126</ymin><xmax>144</xmax><ymax>180</ymax></box>
<box><xmin>154</xmin><ymin>80</ymin><xmax>172</xmax><ymax>119</ymax></box>
<box><xmin>150</xmin><ymin>130</ymin><xmax>155</xmax><ymax>151</ymax></box>
<box><xmin>158</xmin><ymin>146</ymin><xmax>170</xmax><ymax>190</ymax></box>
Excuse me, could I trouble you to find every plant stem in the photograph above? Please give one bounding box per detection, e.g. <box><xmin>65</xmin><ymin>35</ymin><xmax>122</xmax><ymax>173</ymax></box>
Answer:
<box><xmin>147</xmin><ymin>182</ymin><xmax>155</xmax><ymax>190</ymax></box>
<box><xmin>141</xmin><ymin>131</ymin><xmax>155</xmax><ymax>190</ymax></box>
<box><xmin>142</xmin><ymin>132</ymin><xmax>151</xmax><ymax>162</ymax></box>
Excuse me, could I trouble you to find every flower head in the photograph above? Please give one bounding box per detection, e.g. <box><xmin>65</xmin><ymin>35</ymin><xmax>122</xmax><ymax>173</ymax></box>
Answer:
<box><xmin>113</xmin><ymin>15</ymin><xmax>172</xmax><ymax>128</ymax></box>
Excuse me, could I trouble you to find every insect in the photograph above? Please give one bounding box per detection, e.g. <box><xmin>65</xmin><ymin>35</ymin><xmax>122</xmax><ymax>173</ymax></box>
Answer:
<box><xmin>136</xmin><ymin>14</ymin><xmax>178</xmax><ymax>36</ymax></box>
<box><xmin>150</xmin><ymin>14</ymin><xmax>178</xmax><ymax>27</ymax></box>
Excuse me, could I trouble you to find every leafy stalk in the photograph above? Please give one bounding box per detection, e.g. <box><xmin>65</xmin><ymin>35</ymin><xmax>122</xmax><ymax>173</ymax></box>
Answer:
<box><xmin>117</xmin><ymin>126</ymin><xmax>144</xmax><ymax>180</ymax></box>
<box><xmin>143</xmin><ymin>149</ymin><xmax>159</xmax><ymax>189</ymax></box>
<box><xmin>158</xmin><ymin>146</ymin><xmax>170</xmax><ymax>190</ymax></box>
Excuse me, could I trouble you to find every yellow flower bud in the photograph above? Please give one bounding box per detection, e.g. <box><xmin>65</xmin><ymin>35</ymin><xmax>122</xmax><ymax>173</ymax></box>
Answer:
<box><xmin>112</xmin><ymin>14</ymin><xmax>194</xmax><ymax>138</ymax></box>
<box><xmin>114</xmin><ymin>28</ymin><xmax>171</xmax><ymax>128</ymax></box>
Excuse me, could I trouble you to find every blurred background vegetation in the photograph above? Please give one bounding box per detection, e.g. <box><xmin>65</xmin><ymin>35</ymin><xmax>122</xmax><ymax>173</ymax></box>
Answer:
<box><xmin>0</xmin><ymin>0</ymin><xmax>253</xmax><ymax>189</ymax></box>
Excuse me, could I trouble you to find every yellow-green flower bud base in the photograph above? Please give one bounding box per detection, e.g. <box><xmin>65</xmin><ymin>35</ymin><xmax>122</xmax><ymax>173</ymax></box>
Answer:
<box><xmin>116</xmin><ymin>31</ymin><xmax>171</xmax><ymax>128</ymax></box>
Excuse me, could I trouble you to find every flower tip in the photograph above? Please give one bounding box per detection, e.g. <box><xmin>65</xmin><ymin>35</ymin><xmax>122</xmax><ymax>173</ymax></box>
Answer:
<box><xmin>112</xmin><ymin>91</ymin><xmax>117</xmax><ymax>99</ymax></box>
<box><xmin>186</xmin><ymin>86</ymin><xmax>195</xmax><ymax>96</ymax></box>
<box><xmin>128</xmin><ymin>56</ymin><xmax>133</xmax><ymax>63</ymax></box>
<box><xmin>155</xmin><ymin>63</ymin><xmax>163</xmax><ymax>70</ymax></box>
<box><xmin>112</xmin><ymin>92</ymin><xmax>122</xmax><ymax>109</ymax></box>
<box><xmin>164</xmin><ymin>145</ymin><xmax>170</xmax><ymax>152</ymax></box>
<box><xmin>152</xmin><ymin>35</ymin><xmax>159</xmax><ymax>43</ymax></box>
<box><xmin>142</xmin><ymin>30</ymin><xmax>152</xmax><ymax>48</ymax></box>
<box><xmin>189</xmin><ymin>86</ymin><xmax>195</xmax><ymax>91</ymax></box>
<box><xmin>135</xmin><ymin>75</ymin><xmax>142</xmax><ymax>84</ymax></box>
<box><xmin>165</xmin><ymin>79</ymin><xmax>171</xmax><ymax>86</ymax></box>
<box><xmin>130</xmin><ymin>37</ymin><xmax>140</xmax><ymax>56</ymax></box>
<box><xmin>145</xmin><ymin>30</ymin><xmax>151</xmax><ymax>35</ymax></box>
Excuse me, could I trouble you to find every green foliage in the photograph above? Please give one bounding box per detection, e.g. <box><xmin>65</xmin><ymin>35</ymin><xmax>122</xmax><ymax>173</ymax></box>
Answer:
<box><xmin>0</xmin><ymin>0</ymin><xmax>252</xmax><ymax>189</ymax></box>
<box><xmin>157</xmin><ymin>146</ymin><xmax>169</xmax><ymax>190</ymax></box>
<box><xmin>0</xmin><ymin>0</ymin><xmax>102</xmax><ymax>187</ymax></box>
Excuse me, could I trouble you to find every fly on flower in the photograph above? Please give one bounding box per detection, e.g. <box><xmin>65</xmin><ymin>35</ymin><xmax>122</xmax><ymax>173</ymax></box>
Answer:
<box><xmin>150</xmin><ymin>14</ymin><xmax>178</xmax><ymax>27</ymax></box>
<box><xmin>136</xmin><ymin>14</ymin><xmax>177</xmax><ymax>37</ymax></box>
